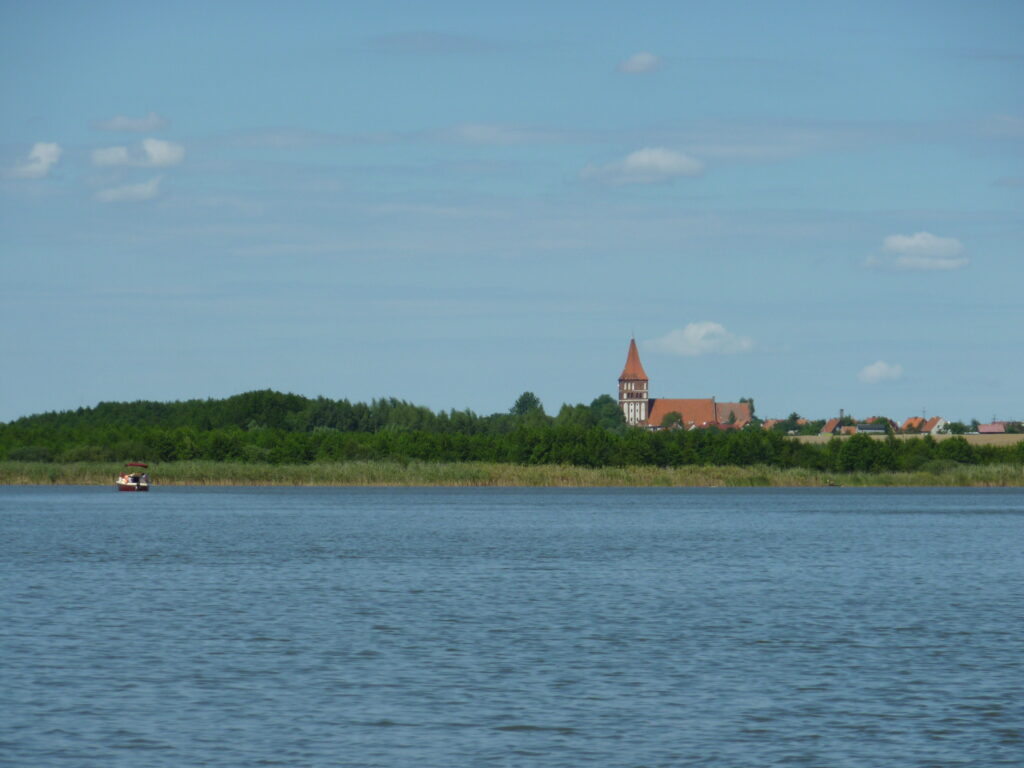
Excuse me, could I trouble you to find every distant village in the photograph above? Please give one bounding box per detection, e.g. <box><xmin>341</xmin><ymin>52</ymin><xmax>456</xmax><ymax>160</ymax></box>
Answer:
<box><xmin>617</xmin><ymin>339</ymin><xmax>1020</xmax><ymax>436</ymax></box>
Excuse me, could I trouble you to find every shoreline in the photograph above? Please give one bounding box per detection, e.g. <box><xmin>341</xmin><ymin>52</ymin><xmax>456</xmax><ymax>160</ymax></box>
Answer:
<box><xmin>2</xmin><ymin>460</ymin><xmax>1023</xmax><ymax>488</ymax></box>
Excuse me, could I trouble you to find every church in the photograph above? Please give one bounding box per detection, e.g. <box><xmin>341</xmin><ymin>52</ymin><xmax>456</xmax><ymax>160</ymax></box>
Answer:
<box><xmin>618</xmin><ymin>338</ymin><xmax>751</xmax><ymax>429</ymax></box>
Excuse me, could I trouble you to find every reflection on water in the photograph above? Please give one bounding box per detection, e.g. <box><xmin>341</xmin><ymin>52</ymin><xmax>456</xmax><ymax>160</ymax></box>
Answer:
<box><xmin>3</xmin><ymin>487</ymin><xmax>1023</xmax><ymax>767</ymax></box>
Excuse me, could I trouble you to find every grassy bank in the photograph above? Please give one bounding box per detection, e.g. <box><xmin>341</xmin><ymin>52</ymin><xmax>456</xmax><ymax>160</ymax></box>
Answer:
<box><xmin>2</xmin><ymin>460</ymin><xmax>1023</xmax><ymax>487</ymax></box>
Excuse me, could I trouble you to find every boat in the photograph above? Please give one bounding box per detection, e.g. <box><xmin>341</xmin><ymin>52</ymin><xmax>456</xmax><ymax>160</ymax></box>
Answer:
<box><xmin>116</xmin><ymin>462</ymin><xmax>150</xmax><ymax>492</ymax></box>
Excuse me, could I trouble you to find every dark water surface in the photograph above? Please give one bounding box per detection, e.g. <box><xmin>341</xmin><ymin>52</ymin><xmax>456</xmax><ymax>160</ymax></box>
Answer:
<box><xmin>2</xmin><ymin>487</ymin><xmax>1023</xmax><ymax>767</ymax></box>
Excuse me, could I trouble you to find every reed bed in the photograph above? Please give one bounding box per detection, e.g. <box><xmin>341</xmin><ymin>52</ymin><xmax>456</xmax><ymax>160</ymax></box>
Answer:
<box><xmin>2</xmin><ymin>460</ymin><xmax>1022</xmax><ymax>487</ymax></box>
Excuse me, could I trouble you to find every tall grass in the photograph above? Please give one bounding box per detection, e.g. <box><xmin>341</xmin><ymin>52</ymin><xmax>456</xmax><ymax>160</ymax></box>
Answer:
<box><xmin>2</xmin><ymin>460</ymin><xmax>1022</xmax><ymax>487</ymax></box>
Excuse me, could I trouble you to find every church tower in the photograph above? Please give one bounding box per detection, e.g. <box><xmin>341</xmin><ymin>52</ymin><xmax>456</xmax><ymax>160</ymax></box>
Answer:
<box><xmin>618</xmin><ymin>337</ymin><xmax>650</xmax><ymax>425</ymax></box>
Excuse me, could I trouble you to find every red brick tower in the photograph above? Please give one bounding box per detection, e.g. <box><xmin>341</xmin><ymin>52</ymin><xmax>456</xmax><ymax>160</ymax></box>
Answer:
<box><xmin>618</xmin><ymin>338</ymin><xmax>650</xmax><ymax>425</ymax></box>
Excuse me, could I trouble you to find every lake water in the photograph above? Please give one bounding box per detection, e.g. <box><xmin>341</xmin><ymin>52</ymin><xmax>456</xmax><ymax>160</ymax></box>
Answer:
<box><xmin>2</xmin><ymin>486</ymin><xmax>1023</xmax><ymax>767</ymax></box>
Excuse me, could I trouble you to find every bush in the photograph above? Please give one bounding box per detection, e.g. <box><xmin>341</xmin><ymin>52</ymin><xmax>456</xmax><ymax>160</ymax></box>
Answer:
<box><xmin>7</xmin><ymin>445</ymin><xmax>54</xmax><ymax>462</ymax></box>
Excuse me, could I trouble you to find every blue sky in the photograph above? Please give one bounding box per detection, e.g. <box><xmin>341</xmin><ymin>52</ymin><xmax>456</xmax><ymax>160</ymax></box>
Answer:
<box><xmin>2</xmin><ymin>0</ymin><xmax>1021</xmax><ymax>424</ymax></box>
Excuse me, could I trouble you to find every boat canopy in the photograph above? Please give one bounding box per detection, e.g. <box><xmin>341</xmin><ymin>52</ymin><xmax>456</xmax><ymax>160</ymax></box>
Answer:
<box><xmin>125</xmin><ymin>462</ymin><xmax>149</xmax><ymax>468</ymax></box>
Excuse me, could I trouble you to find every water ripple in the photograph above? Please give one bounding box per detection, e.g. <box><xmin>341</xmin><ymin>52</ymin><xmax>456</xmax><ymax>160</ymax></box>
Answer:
<box><xmin>2</xmin><ymin>486</ymin><xmax>1023</xmax><ymax>767</ymax></box>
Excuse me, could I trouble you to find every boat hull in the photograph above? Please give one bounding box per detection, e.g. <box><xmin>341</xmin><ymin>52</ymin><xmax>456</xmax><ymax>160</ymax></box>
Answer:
<box><xmin>116</xmin><ymin>483</ymin><xmax>149</xmax><ymax>492</ymax></box>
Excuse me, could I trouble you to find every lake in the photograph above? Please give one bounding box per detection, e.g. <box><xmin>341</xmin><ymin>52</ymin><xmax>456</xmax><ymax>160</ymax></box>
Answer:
<box><xmin>2</xmin><ymin>486</ymin><xmax>1023</xmax><ymax>767</ymax></box>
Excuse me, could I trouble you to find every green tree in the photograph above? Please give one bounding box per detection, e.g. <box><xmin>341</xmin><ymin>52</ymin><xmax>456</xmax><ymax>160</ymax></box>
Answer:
<box><xmin>589</xmin><ymin>394</ymin><xmax>626</xmax><ymax>431</ymax></box>
<box><xmin>661</xmin><ymin>411</ymin><xmax>683</xmax><ymax>428</ymax></box>
<box><xmin>868</xmin><ymin>416</ymin><xmax>896</xmax><ymax>436</ymax></box>
<box><xmin>555</xmin><ymin>403</ymin><xmax>595</xmax><ymax>429</ymax></box>
<box><xmin>773</xmin><ymin>412</ymin><xmax>802</xmax><ymax>433</ymax></box>
<box><xmin>511</xmin><ymin>391</ymin><xmax>544</xmax><ymax>417</ymax></box>
<box><xmin>937</xmin><ymin>436</ymin><xmax>976</xmax><ymax>464</ymax></box>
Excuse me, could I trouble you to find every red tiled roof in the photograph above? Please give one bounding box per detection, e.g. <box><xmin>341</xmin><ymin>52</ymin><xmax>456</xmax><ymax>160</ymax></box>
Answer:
<box><xmin>902</xmin><ymin>417</ymin><xmax>925</xmax><ymax>432</ymax></box>
<box><xmin>922</xmin><ymin>417</ymin><xmax>943</xmax><ymax>433</ymax></box>
<box><xmin>715</xmin><ymin>419</ymin><xmax>750</xmax><ymax>430</ymax></box>
<box><xmin>821</xmin><ymin>418</ymin><xmax>840</xmax><ymax>435</ymax></box>
<box><xmin>619</xmin><ymin>338</ymin><xmax>649</xmax><ymax>381</ymax></box>
<box><xmin>978</xmin><ymin>423</ymin><xmax>1006</xmax><ymax>434</ymax></box>
<box><xmin>647</xmin><ymin>398</ymin><xmax>717</xmax><ymax>428</ymax></box>
<box><xmin>715</xmin><ymin>402</ymin><xmax>752</xmax><ymax>425</ymax></box>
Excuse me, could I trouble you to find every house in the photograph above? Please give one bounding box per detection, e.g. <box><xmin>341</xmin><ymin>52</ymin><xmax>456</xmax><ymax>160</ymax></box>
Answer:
<box><xmin>716</xmin><ymin>402</ymin><xmax>752</xmax><ymax>428</ymax></box>
<box><xmin>856</xmin><ymin>420</ymin><xmax>888</xmax><ymax>435</ymax></box>
<box><xmin>978</xmin><ymin>422</ymin><xmax>1007</xmax><ymax>434</ymax></box>
<box><xmin>617</xmin><ymin>338</ymin><xmax>752</xmax><ymax>429</ymax></box>
<box><xmin>821</xmin><ymin>416</ymin><xmax>860</xmax><ymax>436</ymax></box>
<box><xmin>902</xmin><ymin>416</ymin><xmax>946</xmax><ymax>435</ymax></box>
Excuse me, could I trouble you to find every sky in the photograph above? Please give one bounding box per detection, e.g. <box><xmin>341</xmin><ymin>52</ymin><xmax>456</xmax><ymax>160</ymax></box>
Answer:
<box><xmin>1</xmin><ymin>0</ymin><xmax>1021</xmax><ymax>424</ymax></box>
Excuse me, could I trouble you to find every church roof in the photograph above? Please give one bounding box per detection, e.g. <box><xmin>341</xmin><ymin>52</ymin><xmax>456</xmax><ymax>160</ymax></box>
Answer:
<box><xmin>715</xmin><ymin>402</ymin><xmax>752</xmax><ymax>425</ymax></box>
<box><xmin>619</xmin><ymin>338</ymin><xmax>649</xmax><ymax>381</ymax></box>
<box><xmin>648</xmin><ymin>398</ymin><xmax>718</xmax><ymax>428</ymax></box>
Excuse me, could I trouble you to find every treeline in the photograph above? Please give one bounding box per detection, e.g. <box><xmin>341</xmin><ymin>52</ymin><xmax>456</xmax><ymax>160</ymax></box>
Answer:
<box><xmin>2</xmin><ymin>390</ymin><xmax>1022</xmax><ymax>472</ymax></box>
<box><xmin>2</xmin><ymin>389</ymin><xmax>623</xmax><ymax>435</ymax></box>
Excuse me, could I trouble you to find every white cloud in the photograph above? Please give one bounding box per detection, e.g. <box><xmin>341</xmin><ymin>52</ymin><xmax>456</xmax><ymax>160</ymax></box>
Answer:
<box><xmin>619</xmin><ymin>52</ymin><xmax>660</xmax><ymax>73</ymax></box>
<box><xmin>447</xmin><ymin>123</ymin><xmax>558</xmax><ymax>145</ymax></box>
<box><xmin>95</xmin><ymin>112</ymin><xmax>168</xmax><ymax>132</ymax></box>
<box><xmin>141</xmin><ymin>138</ymin><xmax>185</xmax><ymax>166</ymax></box>
<box><xmin>581</xmin><ymin>147</ymin><xmax>703</xmax><ymax>184</ymax></box>
<box><xmin>893</xmin><ymin>254</ymin><xmax>970</xmax><ymax>270</ymax></box>
<box><xmin>881</xmin><ymin>231</ymin><xmax>968</xmax><ymax>270</ymax></box>
<box><xmin>9</xmin><ymin>142</ymin><xmax>62</xmax><ymax>178</ymax></box>
<box><xmin>646</xmin><ymin>323</ymin><xmax>754</xmax><ymax>357</ymax></box>
<box><xmin>858</xmin><ymin>360</ymin><xmax>904</xmax><ymax>384</ymax></box>
<box><xmin>96</xmin><ymin>176</ymin><xmax>162</xmax><ymax>203</ymax></box>
<box><xmin>92</xmin><ymin>138</ymin><xmax>185</xmax><ymax>167</ymax></box>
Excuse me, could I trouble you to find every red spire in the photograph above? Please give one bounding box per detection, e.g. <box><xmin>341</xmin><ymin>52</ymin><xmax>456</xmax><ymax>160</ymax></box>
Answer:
<box><xmin>619</xmin><ymin>337</ymin><xmax>648</xmax><ymax>381</ymax></box>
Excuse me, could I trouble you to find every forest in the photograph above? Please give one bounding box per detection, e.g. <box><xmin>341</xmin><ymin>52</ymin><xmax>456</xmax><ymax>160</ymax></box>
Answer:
<box><xmin>2</xmin><ymin>389</ymin><xmax>1022</xmax><ymax>473</ymax></box>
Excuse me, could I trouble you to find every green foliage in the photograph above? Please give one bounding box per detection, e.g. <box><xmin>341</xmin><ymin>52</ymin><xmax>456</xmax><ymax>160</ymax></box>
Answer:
<box><xmin>772</xmin><ymin>412</ymin><xmax>802</xmax><ymax>433</ymax></box>
<box><xmin>589</xmin><ymin>395</ymin><xmax>626</xmax><ymax>432</ymax></box>
<box><xmin>936</xmin><ymin>436</ymin><xmax>976</xmax><ymax>464</ymax></box>
<box><xmin>511</xmin><ymin>391</ymin><xmax>544</xmax><ymax>417</ymax></box>
<box><xmin>661</xmin><ymin>411</ymin><xmax>683</xmax><ymax>428</ymax></box>
<box><xmin>555</xmin><ymin>403</ymin><xmax>595</xmax><ymax>429</ymax></box>
<box><xmin>1</xmin><ymin>390</ymin><xmax>1021</xmax><ymax>473</ymax></box>
<box><xmin>864</xmin><ymin>416</ymin><xmax>896</xmax><ymax>436</ymax></box>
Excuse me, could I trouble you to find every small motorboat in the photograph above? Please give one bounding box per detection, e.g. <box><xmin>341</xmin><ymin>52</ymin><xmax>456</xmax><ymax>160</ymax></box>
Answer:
<box><xmin>116</xmin><ymin>462</ymin><xmax>150</xmax><ymax>492</ymax></box>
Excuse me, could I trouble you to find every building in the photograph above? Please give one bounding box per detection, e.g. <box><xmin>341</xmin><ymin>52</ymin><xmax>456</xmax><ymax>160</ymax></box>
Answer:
<box><xmin>617</xmin><ymin>338</ymin><xmax>751</xmax><ymax>429</ymax></box>
<box><xmin>820</xmin><ymin>417</ymin><xmax>856</xmax><ymax>436</ymax></box>
<box><xmin>901</xmin><ymin>416</ymin><xmax>946</xmax><ymax>435</ymax></box>
<box><xmin>978</xmin><ymin>422</ymin><xmax>1007</xmax><ymax>434</ymax></box>
<box><xmin>618</xmin><ymin>337</ymin><xmax>650</xmax><ymax>425</ymax></box>
<box><xmin>856</xmin><ymin>420</ymin><xmax>889</xmax><ymax>435</ymax></box>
